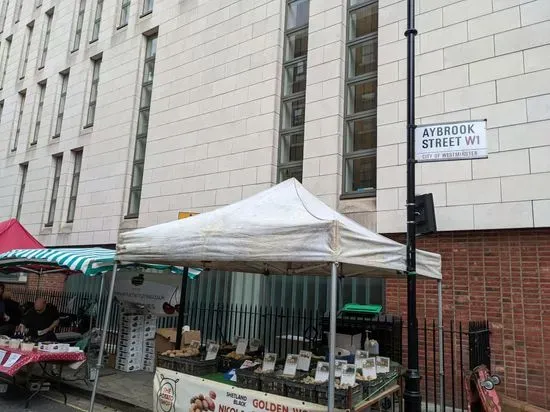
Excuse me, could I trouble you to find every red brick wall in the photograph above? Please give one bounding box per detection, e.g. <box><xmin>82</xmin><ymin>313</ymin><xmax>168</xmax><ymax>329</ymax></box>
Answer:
<box><xmin>385</xmin><ymin>229</ymin><xmax>550</xmax><ymax>409</ymax></box>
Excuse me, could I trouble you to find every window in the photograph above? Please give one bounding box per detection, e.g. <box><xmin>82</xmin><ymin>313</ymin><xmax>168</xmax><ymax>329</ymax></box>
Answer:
<box><xmin>85</xmin><ymin>57</ymin><xmax>101</xmax><ymax>126</ymax></box>
<box><xmin>12</xmin><ymin>91</ymin><xmax>26</xmax><ymax>151</ymax></box>
<box><xmin>54</xmin><ymin>72</ymin><xmax>69</xmax><ymax>137</ymax></box>
<box><xmin>142</xmin><ymin>0</ymin><xmax>153</xmax><ymax>15</ymax></box>
<box><xmin>119</xmin><ymin>0</ymin><xmax>130</xmax><ymax>27</ymax></box>
<box><xmin>30</xmin><ymin>82</ymin><xmax>46</xmax><ymax>145</ymax></box>
<box><xmin>16</xmin><ymin>163</ymin><xmax>28</xmax><ymax>220</ymax></box>
<box><xmin>67</xmin><ymin>149</ymin><xmax>82</xmax><ymax>222</ymax></box>
<box><xmin>0</xmin><ymin>36</ymin><xmax>11</xmax><ymax>89</ymax></box>
<box><xmin>13</xmin><ymin>0</ymin><xmax>22</xmax><ymax>24</ymax></box>
<box><xmin>72</xmin><ymin>0</ymin><xmax>86</xmax><ymax>51</ymax></box>
<box><xmin>127</xmin><ymin>33</ymin><xmax>157</xmax><ymax>217</ymax></box>
<box><xmin>91</xmin><ymin>0</ymin><xmax>103</xmax><ymax>42</ymax></box>
<box><xmin>0</xmin><ymin>0</ymin><xmax>9</xmax><ymax>33</ymax></box>
<box><xmin>343</xmin><ymin>0</ymin><xmax>378</xmax><ymax>196</ymax></box>
<box><xmin>20</xmin><ymin>23</ymin><xmax>34</xmax><ymax>79</ymax></box>
<box><xmin>277</xmin><ymin>0</ymin><xmax>310</xmax><ymax>183</ymax></box>
<box><xmin>39</xmin><ymin>9</ymin><xmax>53</xmax><ymax>69</ymax></box>
<box><xmin>46</xmin><ymin>155</ymin><xmax>63</xmax><ymax>226</ymax></box>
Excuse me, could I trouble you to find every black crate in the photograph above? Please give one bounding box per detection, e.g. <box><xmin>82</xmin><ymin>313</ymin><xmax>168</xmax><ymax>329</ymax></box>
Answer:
<box><xmin>317</xmin><ymin>384</ymin><xmax>363</xmax><ymax>409</ymax></box>
<box><xmin>260</xmin><ymin>373</ymin><xmax>287</xmax><ymax>397</ymax></box>
<box><xmin>172</xmin><ymin>357</ymin><xmax>218</xmax><ymax>377</ymax></box>
<box><xmin>236</xmin><ymin>367</ymin><xmax>262</xmax><ymax>391</ymax></box>
<box><xmin>359</xmin><ymin>370</ymin><xmax>399</xmax><ymax>399</ymax></box>
<box><xmin>285</xmin><ymin>380</ymin><xmax>318</xmax><ymax>404</ymax></box>
<box><xmin>156</xmin><ymin>355</ymin><xmax>174</xmax><ymax>370</ymax></box>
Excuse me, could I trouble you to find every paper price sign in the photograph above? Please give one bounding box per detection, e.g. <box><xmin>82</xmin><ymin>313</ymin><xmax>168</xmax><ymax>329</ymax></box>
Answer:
<box><xmin>355</xmin><ymin>350</ymin><xmax>369</xmax><ymax>369</ymax></box>
<box><xmin>341</xmin><ymin>364</ymin><xmax>357</xmax><ymax>386</ymax></box>
<box><xmin>362</xmin><ymin>357</ymin><xmax>377</xmax><ymax>380</ymax></box>
<box><xmin>283</xmin><ymin>354</ymin><xmax>299</xmax><ymax>377</ymax></box>
<box><xmin>335</xmin><ymin>360</ymin><xmax>347</xmax><ymax>378</ymax></box>
<box><xmin>315</xmin><ymin>362</ymin><xmax>330</xmax><ymax>383</ymax></box>
<box><xmin>376</xmin><ymin>356</ymin><xmax>390</xmax><ymax>373</ymax></box>
<box><xmin>205</xmin><ymin>343</ymin><xmax>219</xmax><ymax>361</ymax></box>
<box><xmin>236</xmin><ymin>338</ymin><xmax>248</xmax><ymax>355</ymax></box>
<box><xmin>297</xmin><ymin>350</ymin><xmax>312</xmax><ymax>372</ymax></box>
<box><xmin>262</xmin><ymin>353</ymin><xmax>277</xmax><ymax>373</ymax></box>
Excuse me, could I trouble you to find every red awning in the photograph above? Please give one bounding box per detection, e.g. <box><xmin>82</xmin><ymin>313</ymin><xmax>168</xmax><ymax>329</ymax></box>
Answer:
<box><xmin>0</xmin><ymin>219</ymin><xmax>43</xmax><ymax>253</ymax></box>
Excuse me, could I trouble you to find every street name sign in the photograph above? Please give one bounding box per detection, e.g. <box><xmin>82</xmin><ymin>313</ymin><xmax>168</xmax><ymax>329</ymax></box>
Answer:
<box><xmin>415</xmin><ymin>120</ymin><xmax>487</xmax><ymax>163</ymax></box>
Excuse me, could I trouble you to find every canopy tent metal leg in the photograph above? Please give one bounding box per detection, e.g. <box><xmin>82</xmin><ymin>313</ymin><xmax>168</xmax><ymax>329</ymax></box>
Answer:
<box><xmin>175</xmin><ymin>267</ymin><xmax>190</xmax><ymax>348</ymax></box>
<box><xmin>328</xmin><ymin>262</ymin><xmax>338</xmax><ymax>411</ymax></box>
<box><xmin>88</xmin><ymin>262</ymin><xmax>118</xmax><ymax>412</ymax></box>
<box><xmin>91</xmin><ymin>274</ymin><xmax>105</xmax><ymax>329</ymax></box>
<box><xmin>438</xmin><ymin>280</ymin><xmax>444</xmax><ymax>410</ymax></box>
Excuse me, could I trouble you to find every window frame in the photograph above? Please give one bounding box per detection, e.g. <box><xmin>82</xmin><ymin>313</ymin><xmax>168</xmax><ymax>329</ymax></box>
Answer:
<box><xmin>13</xmin><ymin>0</ymin><xmax>22</xmax><ymax>24</ymax></box>
<box><xmin>0</xmin><ymin>0</ymin><xmax>9</xmax><ymax>33</ymax></box>
<box><xmin>46</xmin><ymin>154</ymin><xmax>63</xmax><ymax>227</ymax></box>
<box><xmin>72</xmin><ymin>0</ymin><xmax>86</xmax><ymax>52</ymax></box>
<box><xmin>30</xmin><ymin>81</ymin><xmax>46</xmax><ymax>146</ymax></box>
<box><xmin>16</xmin><ymin>163</ymin><xmax>28</xmax><ymax>220</ymax></box>
<box><xmin>119</xmin><ymin>0</ymin><xmax>131</xmax><ymax>28</ymax></box>
<box><xmin>53</xmin><ymin>72</ymin><xmax>69</xmax><ymax>138</ymax></box>
<box><xmin>342</xmin><ymin>0</ymin><xmax>379</xmax><ymax>199</ymax></box>
<box><xmin>12</xmin><ymin>91</ymin><xmax>26</xmax><ymax>152</ymax></box>
<box><xmin>0</xmin><ymin>36</ymin><xmax>11</xmax><ymax>89</ymax></box>
<box><xmin>19</xmin><ymin>23</ymin><xmax>34</xmax><ymax>80</ymax></box>
<box><xmin>126</xmin><ymin>33</ymin><xmax>157</xmax><ymax>218</ymax></box>
<box><xmin>90</xmin><ymin>0</ymin><xmax>103</xmax><ymax>42</ymax></box>
<box><xmin>141</xmin><ymin>0</ymin><xmax>153</xmax><ymax>16</ymax></box>
<box><xmin>276</xmin><ymin>0</ymin><xmax>310</xmax><ymax>184</ymax></box>
<box><xmin>85</xmin><ymin>57</ymin><xmax>101</xmax><ymax>127</ymax></box>
<box><xmin>39</xmin><ymin>9</ymin><xmax>54</xmax><ymax>69</ymax></box>
<box><xmin>67</xmin><ymin>149</ymin><xmax>82</xmax><ymax>223</ymax></box>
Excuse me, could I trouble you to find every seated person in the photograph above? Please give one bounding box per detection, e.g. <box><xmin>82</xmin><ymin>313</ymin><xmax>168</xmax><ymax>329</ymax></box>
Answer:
<box><xmin>0</xmin><ymin>291</ymin><xmax>21</xmax><ymax>337</ymax></box>
<box><xmin>18</xmin><ymin>298</ymin><xmax>60</xmax><ymax>342</ymax></box>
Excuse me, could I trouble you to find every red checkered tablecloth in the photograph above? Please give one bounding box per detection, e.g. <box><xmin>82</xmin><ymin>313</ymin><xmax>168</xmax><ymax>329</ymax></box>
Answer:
<box><xmin>0</xmin><ymin>347</ymin><xmax>86</xmax><ymax>377</ymax></box>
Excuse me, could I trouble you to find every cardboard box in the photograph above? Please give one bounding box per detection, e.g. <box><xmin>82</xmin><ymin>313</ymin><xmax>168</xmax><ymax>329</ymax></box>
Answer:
<box><xmin>155</xmin><ymin>328</ymin><xmax>201</xmax><ymax>353</ymax></box>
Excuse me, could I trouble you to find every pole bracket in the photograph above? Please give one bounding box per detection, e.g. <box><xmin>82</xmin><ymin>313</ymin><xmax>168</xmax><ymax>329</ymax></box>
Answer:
<box><xmin>404</xmin><ymin>28</ymin><xmax>418</xmax><ymax>36</ymax></box>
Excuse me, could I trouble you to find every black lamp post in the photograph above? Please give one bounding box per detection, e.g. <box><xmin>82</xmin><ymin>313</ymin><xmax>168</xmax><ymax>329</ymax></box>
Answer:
<box><xmin>404</xmin><ymin>0</ymin><xmax>421</xmax><ymax>411</ymax></box>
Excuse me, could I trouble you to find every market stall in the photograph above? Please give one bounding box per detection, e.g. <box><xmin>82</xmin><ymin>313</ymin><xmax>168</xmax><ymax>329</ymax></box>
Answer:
<box><xmin>115</xmin><ymin>178</ymin><xmax>443</xmax><ymax>412</ymax></box>
<box><xmin>0</xmin><ymin>247</ymin><xmax>197</xmax><ymax>408</ymax></box>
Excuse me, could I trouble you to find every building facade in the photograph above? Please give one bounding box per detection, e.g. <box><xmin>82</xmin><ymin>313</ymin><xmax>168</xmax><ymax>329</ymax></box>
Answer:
<box><xmin>0</xmin><ymin>0</ymin><xmax>548</xmax><ymax>407</ymax></box>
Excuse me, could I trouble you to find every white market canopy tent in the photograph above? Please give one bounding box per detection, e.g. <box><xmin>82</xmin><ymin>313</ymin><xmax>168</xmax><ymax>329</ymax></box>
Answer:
<box><xmin>116</xmin><ymin>178</ymin><xmax>441</xmax><ymax>280</ymax></box>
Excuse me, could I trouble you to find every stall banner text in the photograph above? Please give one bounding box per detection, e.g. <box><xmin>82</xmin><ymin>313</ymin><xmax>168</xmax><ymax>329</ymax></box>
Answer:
<box><xmin>154</xmin><ymin>368</ymin><xmax>327</xmax><ymax>412</ymax></box>
<box><xmin>415</xmin><ymin>120</ymin><xmax>487</xmax><ymax>162</ymax></box>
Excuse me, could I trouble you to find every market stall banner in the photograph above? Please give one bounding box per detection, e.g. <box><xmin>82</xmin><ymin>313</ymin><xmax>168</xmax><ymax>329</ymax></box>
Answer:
<box><xmin>109</xmin><ymin>271</ymin><xmax>185</xmax><ymax>316</ymax></box>
<box><xmin>154</xmin><ymin>368</ymin><xmax>327</xmax><ymax>412</ymax></box>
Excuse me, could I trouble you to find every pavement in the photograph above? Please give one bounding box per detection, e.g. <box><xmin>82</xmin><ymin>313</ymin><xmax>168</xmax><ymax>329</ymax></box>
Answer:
<box><xmin>0</xmin><ymin>385</ymin><xmax>121</xmax><ymax>411</ymax></box>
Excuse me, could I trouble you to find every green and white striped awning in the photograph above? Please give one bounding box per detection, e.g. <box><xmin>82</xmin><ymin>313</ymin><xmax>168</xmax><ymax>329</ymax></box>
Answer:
<box><xmin>0</xmin><ymin>248</ymin><xmax>201</xmax><ymax>278</ymax></box>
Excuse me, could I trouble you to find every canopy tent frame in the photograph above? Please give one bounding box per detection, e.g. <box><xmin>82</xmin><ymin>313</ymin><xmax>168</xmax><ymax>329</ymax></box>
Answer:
<box><xmin>113</xmin><ymin>179</ymin><xmax>444</xmax><ymax>412</ymax></box>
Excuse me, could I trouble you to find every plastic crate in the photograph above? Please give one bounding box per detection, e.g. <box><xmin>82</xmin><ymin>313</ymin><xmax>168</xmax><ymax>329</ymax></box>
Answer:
<box><xmin>156</xmin><ymin>355</ymin><xmax>174</xmax><ymax>370</ymax></box>
<box><xmin>218</xmin><ymin>355</ymin><xmax>254</xmax><ymax>373</ymax></box>
<box><xmin>285</xmin><ymin>380</ymin><xmax>318</xmax><ymax>404</ymax></box>
<box><xmin>359</xmin><ymin>370</ymin><xmax>399</xmax><ymax>399</ymax></box>
<box><xmin>317</xmin><ymin>384</ymin><xmax>363</xmax><ymax>409</ymax></box>
<box><xmin>260</xmin><ymin>372</ymin><xmax>287</xmax><ymax>397</ymax></box>
<box><xmin>236</xmin><ymin>367</ymin><xmax>262</xmax><ymax>391</ymax></box>
<box><xmin>172</xmin><ymin>357</ymin><xmax>218</xmax><ymax>377</ymax></box>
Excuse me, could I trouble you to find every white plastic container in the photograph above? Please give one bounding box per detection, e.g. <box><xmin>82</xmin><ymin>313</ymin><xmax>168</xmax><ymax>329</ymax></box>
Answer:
<box><xmin>9</xmin><ymin>339</ymin><xmax>21</xmax><ymax>349</ymax></box>
<box><xmin>20</xmin><ymin>342</ymin><xmax>35</xmax><ymax>352</ymax></box>
<box><xmin>0</xmin><ymin>336</ymin><xmax>10</xmax><ymax>346</ymax></box>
